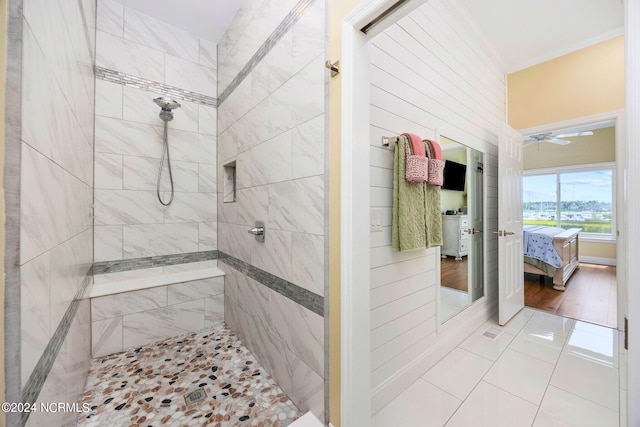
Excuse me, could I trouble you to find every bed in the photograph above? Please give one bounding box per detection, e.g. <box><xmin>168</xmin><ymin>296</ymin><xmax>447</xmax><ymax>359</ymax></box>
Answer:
<box><xmin>523</xmin><ymin>226</ymin><xmax>581</xmax><ymax>291</ymax></box>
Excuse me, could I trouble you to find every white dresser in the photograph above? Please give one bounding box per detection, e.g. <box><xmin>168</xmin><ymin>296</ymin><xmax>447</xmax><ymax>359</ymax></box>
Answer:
<box><xmin>441</xmin><ymin>214</ymin><xmax>469</xmax><ymax>260</ymax></box>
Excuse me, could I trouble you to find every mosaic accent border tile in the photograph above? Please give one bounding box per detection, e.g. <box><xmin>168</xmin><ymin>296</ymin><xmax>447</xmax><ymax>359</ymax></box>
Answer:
<box><xmin>93</xmin><ymin>250</ymin><xmax>219</xmax><ymax>275</ymax></box>
<box><xmin>95</xmin><ymin>66</ymin><xmax>218</xmax><ymax>107</ymax></box>
<box><xmin>217</xmin><ymin>0</ymin><xmax>318</xmax><ymax>105</ymax></box>
<box><xmin>218</xmin><ymin>252</ymin><xmax>324</xmax><ymax>317</ymax></box>
<box><xmin>21</xmin><ymin>267</ymin><xmax>93</xmax><ymax>426</ymax></box>
<box><xmin>4</xmin><ymin>1</ymin><xmax>24</xmax><ymax>424</ymax></box>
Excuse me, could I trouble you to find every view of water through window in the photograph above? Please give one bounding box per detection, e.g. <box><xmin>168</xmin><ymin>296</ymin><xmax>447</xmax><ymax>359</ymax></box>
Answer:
<box><xmin>523</xmin><ymin>169</ymin><xmax>613</xmax><ymax>234</ymax></box>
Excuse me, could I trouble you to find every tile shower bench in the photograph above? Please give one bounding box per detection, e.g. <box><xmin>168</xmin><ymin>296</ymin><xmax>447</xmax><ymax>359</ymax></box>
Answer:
<box><xmin>88</xmin><ymin>261</ymin><xmax>225</xmax><ymax>357</ymax></box>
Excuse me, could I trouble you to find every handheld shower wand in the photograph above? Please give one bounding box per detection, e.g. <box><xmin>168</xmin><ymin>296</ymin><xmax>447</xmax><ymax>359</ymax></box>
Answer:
<box><xmin>153</xmin><ymin>97</ymin><xmax>181</xmax><ymax>206</ymax></box>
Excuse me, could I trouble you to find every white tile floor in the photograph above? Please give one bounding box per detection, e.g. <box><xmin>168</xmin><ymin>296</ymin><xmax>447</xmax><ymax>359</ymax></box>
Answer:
<box><xmin>440</xmin><ymin>287</ymin><xmax>469</xmax><ymax>322</ymax></box>
<box><xmin>373</xmin><ymin>309</ymin><xmax>625</xmax><ymax>427</ymax></box>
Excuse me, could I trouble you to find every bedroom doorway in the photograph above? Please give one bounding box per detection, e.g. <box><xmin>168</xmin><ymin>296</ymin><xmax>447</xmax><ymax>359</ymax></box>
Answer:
<box><xmin>520</xmin><ymin>113</ymin><xmax>623</xmax><ymax>329</ymax></box>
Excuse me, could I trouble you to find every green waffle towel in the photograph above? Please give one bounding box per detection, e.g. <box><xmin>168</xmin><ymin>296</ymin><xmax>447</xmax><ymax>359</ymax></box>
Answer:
<box><xmin>392</xmin><ymin>135</ymin><xmax>443</xmax><ymax>252</ymax></box>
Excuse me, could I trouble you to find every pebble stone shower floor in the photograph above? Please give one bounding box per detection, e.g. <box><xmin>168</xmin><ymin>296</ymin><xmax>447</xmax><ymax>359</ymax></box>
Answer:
<box><xmin>78</xmin><ymin>323</ymin><xmax>301</xmax><ymax>427</ymax></box>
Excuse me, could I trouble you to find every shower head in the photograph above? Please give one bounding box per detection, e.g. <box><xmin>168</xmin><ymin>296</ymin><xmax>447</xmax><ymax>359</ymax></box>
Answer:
<box><xmin>153</xmin><ymin>97</ymin><xmax>181</xmax><ymax>122</ymax></box>
<box><xmin>154</xmin><ymin>97</ymin><xmax>181</xmax><ymax>111</ymax></box>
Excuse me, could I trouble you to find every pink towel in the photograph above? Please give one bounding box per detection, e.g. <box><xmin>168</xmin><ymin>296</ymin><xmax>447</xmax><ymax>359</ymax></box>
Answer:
<box><xmin>406</xmin><ymin>133</ymin><xmax>425</xmax><ymax>157</ymax></box>
<box><xmin>424</xmin><ymin>139</ymin><xmax>442</xmax><ymax>160</ymax></box>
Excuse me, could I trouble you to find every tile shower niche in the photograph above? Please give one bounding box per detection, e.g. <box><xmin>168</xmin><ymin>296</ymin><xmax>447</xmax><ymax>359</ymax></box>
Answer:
<box><xmin>223</xmin><ymin>161</ymin><xmax>236</xmax><ymax>203</ymax></box>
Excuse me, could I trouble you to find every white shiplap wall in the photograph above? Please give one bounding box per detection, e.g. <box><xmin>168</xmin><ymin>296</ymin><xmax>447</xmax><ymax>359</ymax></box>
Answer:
<box><xmin>369</xmin><ymin>0</ymin><xmax>504</xmax><ymax>406</ymax></box>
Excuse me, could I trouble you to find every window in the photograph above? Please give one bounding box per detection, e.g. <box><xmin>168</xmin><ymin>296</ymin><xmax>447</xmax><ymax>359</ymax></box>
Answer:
<box><xmin>523</xmin><ymin>163</ymin><xmax>615</xmax><ymax>239</ymax></box>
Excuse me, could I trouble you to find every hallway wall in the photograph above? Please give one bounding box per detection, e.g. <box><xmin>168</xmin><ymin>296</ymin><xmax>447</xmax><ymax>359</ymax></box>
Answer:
<box><xmin>93</xmin><ymin>0</ymin><xmax>218</xmax><ymax>263</ymax></box>
<box><xmin>216</xmin><ymin>0</ymin><xmax>327</xmax><ymax>418</ymax></box>
<box><xmin>369</xmin><ymin>0</ymin><xmax>503</xmax><ymax>412</ymax></box>
<box><xmin>17</xmin><ymin>0</ymin><xmax>97</xmax><ymax>425</ymax></box>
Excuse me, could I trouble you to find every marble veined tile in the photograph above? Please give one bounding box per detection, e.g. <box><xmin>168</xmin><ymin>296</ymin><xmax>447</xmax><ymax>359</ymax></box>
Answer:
<box><xmin>268</xmin><ymin>175</ymin><xmax>324</xmax><ymax>235</ymax></box>
<box><xmin>91</xmin><ymin>286</ymin><xmax>167</xmax><ymax>321</ymax></box>
<box><xmin>96</xmin><ymin>30</ymin><xmax>164</xmax><ymax>82</ymax></box>
<box><xmin>91</xmin><ymin>317</ymin><xmax>123</xmax><ymax>357</ymax></box>
<box><xmin>167</xmin><ymin>277</ymin><xmax>224</xmax><ymax>305</ymax></box>
<box><xmin>267</xmin><ymin>289</ymin><xmax>324</xmax><ymax>377</ymax></box>
<box><xmin>251</xmin><ymin>131</ymin><xmax>293</xmax><ymax>185</ymax></box>
<box><xmin>122</xmin><ymin>299</ymin><xmax>205</xmax><ymax>349</ymax></box>
<box><xmin>237</xmin><ymin>186</ymin><xmax>268</xmax><ymax>227</ymax></box>
<box><xmin>49</xmin><ymin>229</ymin><xmax>93</xmax><ymax>329</ymax></box>
<box><xmin>251</xmin><ymin>228</ymin><xmax>293</xmax><ymax>282</ymax></box>
<box><xmin>95</xmin><ymin>152</ymin><xmax>123</xmax><ymax>190</ymax></box>
<box><xmin>122</xmin><ymin>223</ymin><xmax>199</xmax><ymax>258</ymax></box>
<box><xmin>163</xmin><ymin>192</ymin><xmax>216</xmax><ymax>223</ymax></box>
<box><xmin>199</xmin><ymin>38</ymin><xmax>218</xmax><ymax>69</ymax></box>
<box><xmin>250</xmin><ymin>324</ymin><xmax>324</xmax><ymax>416</ymax></box>
<box><xmin>122</xmin><ymin>156</ymin><xmax>199</xmax><ymax>192</ymax></box>
<box><xmin>291</xmin><ymin>233</ymin><xmax>324</xmax><ymax>296</ymax></box>
<box><xmin>205</xmin><ymin>295</ymin><xmax>224</xmax><ymax>326</ymax></box>
<box><xmin>94</xmin><ymin>189</ymin><xmax>163</xmax><ymax>225</ymax></box>
<box><xmin>292</xmin><ymin>114</ymin><xmax>325</xmax><ymax>180</ymax></box>
<box><xmin>123</xmin><ymin>8</ymin><xmax>199</xmax><ymax>62</ymax></box>
<box><xmin>94</xmin><ymin>225</ymin><xmax>123</xmax><ymax>262</ymax></box>
<box><xmin>20</xmin><ymin>144</ymin><xmax>92</xmax><ymax>263</ymax></box>
<box><xmin>95</xmin><ymin>116</ymin><xmax>163</xmax><ymax>158</ymax></box>
<box><xmin>251</xmin><ymin>31</ymin><xmax>294</xmax><ymax>106</ymax></box>
<box><xmin>97</xmin><ymin>0</ymin><xmax>123</xmax><ymax>37</ymax></box>
<box><xmin>218</xmin><ymin>224</ymin><xmax>251</xmax><ymax>263</ymax></box>
<box><xmin>21</xmin><ymin>252</ymin><xmax>51</xmax><ymax>387</ymax></box>
<box><xmin>95</xmin><ymin>79</ymin><xmax>122</xmax><ymax>119</ymax></box>
<box><xmin>224</xmin><ymin>269</ymin><xmax>270</xmax><ymax>328</ymax></box>
<box><xmin>292</xmin><ymin>0</ymin><xmax>325</xmax><ymax>74</ymax></box>
<box><xmin>22</xmin><ymin>28</ymin><xmax>93</xmax><ymax>185</ymax></box>
<box><xmin>198</xmin><ymin>222</ymin><xmax>218</xmax><ymax>251</ymax></box>
<box><xmin>167</xmin><ymin>129</ymin><xmax>216</xmax><ymax>164</ymax></box>
<box><xmin>198</xmin><ymin>163</ymin><xmax>217</xmax><ymax>193</ymax></box>
<box><xmin>165</xmin><ymin>55</ymin><xmax>217</xmax><ymax>98</ymax></box>
<box><xmin>198</xmin><ymin>104</ymin><xmax>217</xmax><ymax>136</ymax></box>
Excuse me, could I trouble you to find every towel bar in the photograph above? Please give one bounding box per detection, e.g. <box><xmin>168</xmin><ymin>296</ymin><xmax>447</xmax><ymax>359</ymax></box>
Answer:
<box><xmin>381</xmin><ymin>136</ymin><xmax>399</xmax><ymax>147</ymax></box>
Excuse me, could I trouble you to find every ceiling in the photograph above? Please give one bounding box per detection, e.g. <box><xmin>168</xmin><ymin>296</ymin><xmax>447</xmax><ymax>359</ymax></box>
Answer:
<box><xmin>458</xmin><ymin>0</ymin><xmax>624</xmax><ymax>73</ymax></box>
<box><xmin>111</xmin><ymin>0</ymin><xmax>246</xmax><ymax>43</ymax></box>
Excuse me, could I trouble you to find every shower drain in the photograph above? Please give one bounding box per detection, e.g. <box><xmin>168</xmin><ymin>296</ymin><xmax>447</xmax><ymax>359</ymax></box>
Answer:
<box><xmin>184</xmin><ymin>389</ymin><xmax>207</xmax><ymax>406</ymax></box>
<box><xmin>481</xmin><ymin>326</ymin><xmax>504</xmax><ymax>340</ymax></box>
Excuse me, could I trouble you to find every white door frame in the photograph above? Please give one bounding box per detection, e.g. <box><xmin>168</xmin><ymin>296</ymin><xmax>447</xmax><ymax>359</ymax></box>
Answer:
<box><xmin>624</xmin><ymin>1</ymin><xmax>640</xmax><ymax>426</ymax></box>
<box><xmin>519</xmin><ymin>110</ymin><xmax>626</xmax><ymax>329</ymax></box>
<box><xmin>341</xmin><ymin>1</ymin><xmax>640</xmax><ymax>426</ymax></box>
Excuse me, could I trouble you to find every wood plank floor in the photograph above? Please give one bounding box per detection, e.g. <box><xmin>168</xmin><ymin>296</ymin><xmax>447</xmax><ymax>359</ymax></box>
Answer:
<box><xmin>524</xmin><ymin>263</ymin><xmax>617</xmax><ymax>328</ymax></box>
<box><xmin>441</xmin><ymin>257</ymin><xmax>468</xmax><ymax>292</ymax></box>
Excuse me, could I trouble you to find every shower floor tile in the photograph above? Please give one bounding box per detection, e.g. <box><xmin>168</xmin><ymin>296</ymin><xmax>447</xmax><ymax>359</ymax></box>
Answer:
<box><xmin>78</xmin><ymin>323</ymin><xmax>301</xmax><ymax>427</ymax></box>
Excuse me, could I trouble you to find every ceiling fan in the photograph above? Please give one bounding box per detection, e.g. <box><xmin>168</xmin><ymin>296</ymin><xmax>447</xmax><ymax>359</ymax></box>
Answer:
<box><xmin>523</xmin><ymin>131</ymin><xmax>593</xmax><ymax>147</ymax></box>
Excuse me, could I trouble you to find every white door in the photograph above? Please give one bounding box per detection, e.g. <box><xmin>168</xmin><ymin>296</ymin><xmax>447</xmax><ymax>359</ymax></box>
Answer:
<box><xmin>498</xmin><ymin>124</ymin><xmax>524</xmax><ymax>325</ymax></box>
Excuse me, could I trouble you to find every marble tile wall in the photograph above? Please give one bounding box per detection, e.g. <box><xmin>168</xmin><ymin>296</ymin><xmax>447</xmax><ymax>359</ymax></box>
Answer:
<box><xmin>217</xmin><ymin>0</ymin><xmax>327</xmax><ymax>419</ymax></box>
<box><xmin>25</xmin><ymin>300</ymin><xmax>92</xmax><ymax>427</ymax></box>
<box><xmin>20</xmin><ymin>0</ymin><xmax>96</xmax><ymax>414</ymax></box>
<box><xmin>90</xmin><ymin>276</ymin><xmax>225</xmax><ymax>357</ymax></box>
<box><xmin>222</xmin><ymin>266</ymin><xmax>324</xmax><ymax>418</ymax></box>
<box><xmin>94</xmin><ymin>0</ymin><xmax>218</xmax><ymax>262</ymax></box>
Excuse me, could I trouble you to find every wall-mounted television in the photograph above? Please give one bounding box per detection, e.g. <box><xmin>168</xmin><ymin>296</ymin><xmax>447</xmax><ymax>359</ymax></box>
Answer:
<box><xmin>442</xmin><ymin>160</ymin><xmax>466</xmax><ymax>191</ymax></box>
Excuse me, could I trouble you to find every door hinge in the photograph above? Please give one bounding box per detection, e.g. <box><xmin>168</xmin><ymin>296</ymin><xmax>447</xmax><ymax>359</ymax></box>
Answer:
<box><xmin>325</xmin><ymin>60</ymin><xmax>340</xmax><ymax>77</ymax></box>
<box><xmin>624</xmin><ymin>317</ymin><xmax>628</xmax><ymax>350</ymax></box>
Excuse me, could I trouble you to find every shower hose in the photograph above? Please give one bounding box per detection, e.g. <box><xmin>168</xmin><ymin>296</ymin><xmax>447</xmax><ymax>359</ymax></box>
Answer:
<box><xmin>157</xmin><ymin>120</ymin><xmax>174</xmax><ymax>206</ymax></box>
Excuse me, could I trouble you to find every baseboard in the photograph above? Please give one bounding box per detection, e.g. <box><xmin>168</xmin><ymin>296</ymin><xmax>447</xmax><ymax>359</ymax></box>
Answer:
<box><xmin>579</xmin><ymin>256</ymin><xmax>616</xmax><ymax>266</ymax></box>
<box><xmin>371</xmin><ymin>297</ymin><xmax>497</xmax><ymax>414</ymax></box>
